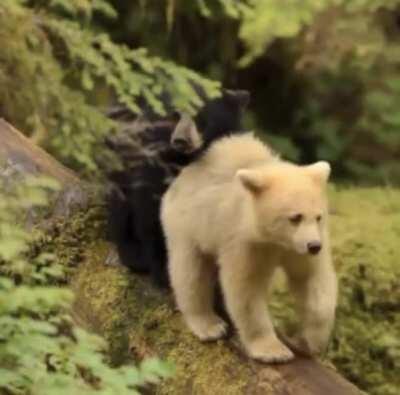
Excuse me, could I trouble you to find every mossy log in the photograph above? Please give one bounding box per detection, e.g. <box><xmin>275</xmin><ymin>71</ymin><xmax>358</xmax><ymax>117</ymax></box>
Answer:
<box><xmin>0</xmin><ymin>118</ymin><xmax>87</xmax><ymax>219</ymax></box>
<box><xmin>0</xmin><ymin>119</ymin><xmax>363</xmax><ymax>395</ymax></box>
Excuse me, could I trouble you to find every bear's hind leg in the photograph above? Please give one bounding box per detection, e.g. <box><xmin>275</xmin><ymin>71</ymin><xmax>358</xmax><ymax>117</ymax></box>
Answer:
<box><xmin>131</xmin><ymin>189</ymin><xmax>169</xmax><ymax>287</ymax></box>
<box><xmin>143</xmin><ymin>225</ymin><xmax>170</xmax><ymax>288</ymax></box>
<box><xmin>169</xmin><ymin>245</ymin><xmax>227</xmax><ymax>341</ymax></box>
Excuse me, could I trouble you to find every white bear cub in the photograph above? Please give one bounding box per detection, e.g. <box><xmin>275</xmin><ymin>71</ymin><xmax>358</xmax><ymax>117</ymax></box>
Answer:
<box><xmin>161</xmin><ymin>133</ymin><xmax>337</xmax><ymax>363</ymax></box>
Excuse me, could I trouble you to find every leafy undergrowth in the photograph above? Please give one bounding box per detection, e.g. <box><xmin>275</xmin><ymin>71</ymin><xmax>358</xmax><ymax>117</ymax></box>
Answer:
<box><xmin>0</xmin><ymin>177</ymin><xmax>174</xmax><ymax>395</ymax></box>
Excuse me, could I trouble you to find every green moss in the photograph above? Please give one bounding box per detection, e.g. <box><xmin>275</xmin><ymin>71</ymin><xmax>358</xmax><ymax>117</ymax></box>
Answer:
<box><xmin>71</xmin><ymin>255</ymin><xmax>252</xmax><ymax>393</ymax></box>
<box><xmin>327</xmin><ymin>187</ymin><xmax>400</xmax><ymax>395</ymax></box>
<box><xmin>33</xmin><ymin>193</ymin><xmax>104</xmax><ymax>276</ymax></box>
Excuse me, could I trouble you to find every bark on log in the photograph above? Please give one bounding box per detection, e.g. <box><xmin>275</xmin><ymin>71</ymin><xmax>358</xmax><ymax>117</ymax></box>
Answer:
<box><xmin>0</xmin><ymin>118</ymin><xmax>87</xmax><ymax>219</ymax></box>
<box><xmin>0</xmin><ymin>119</ymin><xmax>363</xmax><ymax>395</ymax></box>
<box><xmin>0</xmin><ymin>119</ymin><xmax>77</xmax><ymax>182</ymax></box>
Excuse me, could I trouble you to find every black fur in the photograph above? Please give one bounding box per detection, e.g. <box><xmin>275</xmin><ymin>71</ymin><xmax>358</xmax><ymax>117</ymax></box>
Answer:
<box><xmin>105</xmin><ymin>90</ymin><xmax>249</xmax><ymax>287</ymax></box>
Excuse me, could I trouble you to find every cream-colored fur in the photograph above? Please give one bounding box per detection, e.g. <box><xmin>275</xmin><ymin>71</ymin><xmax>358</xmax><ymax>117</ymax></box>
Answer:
<box><xmin>161</xmin><ymin>133</ymin><xmax>337</xmax><ymax>363</ymax></box>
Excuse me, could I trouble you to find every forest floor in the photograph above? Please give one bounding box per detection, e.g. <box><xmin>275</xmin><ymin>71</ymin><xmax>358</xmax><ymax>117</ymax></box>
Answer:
<box><xmin>328</xmin><ymin>186</ymin><xmax>400</xmax><ymax>395</ymax></box>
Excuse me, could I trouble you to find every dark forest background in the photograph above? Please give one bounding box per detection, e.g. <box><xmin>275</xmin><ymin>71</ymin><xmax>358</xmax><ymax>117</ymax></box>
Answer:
<box><xmin>2</xmin><ymin>1</ymin><xmax>400</xmax><ymax>184</ymax></box>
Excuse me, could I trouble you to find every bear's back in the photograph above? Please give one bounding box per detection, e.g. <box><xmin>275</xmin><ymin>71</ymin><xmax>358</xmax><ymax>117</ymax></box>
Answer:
<box><xmin>166</xmin><ymin>133</ymin><xmax>277</xmax><ymax>205</ymax></box>
<box><xmin>197</xmin><ymin>133</ymin><xmax>278</xmax><ymax>180</ymax></box>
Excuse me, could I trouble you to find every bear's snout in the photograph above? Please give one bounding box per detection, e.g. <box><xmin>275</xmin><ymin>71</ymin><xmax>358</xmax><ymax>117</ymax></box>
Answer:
<box><xmin>307</xmin><ymin>241</ymin><xmax>322</xmax><ymax>255</ymax></box>
<box><xmin>172</xmin><ymin>138</ymin><xmax>192</xmax><ymax>153</ymax></box>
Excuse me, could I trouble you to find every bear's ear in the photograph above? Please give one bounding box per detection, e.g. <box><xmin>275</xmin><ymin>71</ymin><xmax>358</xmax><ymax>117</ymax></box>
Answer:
<box><xmin>223</xmin><ymin>89</ymin><xmax>250</xmax><ymax>109</ymax></box>
<box><xmin>236</xmin><ymin>169</ymin><xmax>266</xmax><ymax>194</ymax></box>
<box><xmin>170</xmin><ymin>113</ymin><xmax>203</xmax><ymax>153</ymax></box>
<box><xmin>306</xmin><ymin>161</ymin><xmax>331</xmax><ymax>184</ymax></box>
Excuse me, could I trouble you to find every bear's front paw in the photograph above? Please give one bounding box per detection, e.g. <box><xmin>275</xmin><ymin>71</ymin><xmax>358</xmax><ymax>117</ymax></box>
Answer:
<box><xmin>246</xmin><ymin>335</ymin><xmax>294</xmax><ymax>364</ymax></box>
<box><xmin>186</xmin><ymin>314</ymin><xmax>228</xmax><ymax>342</ymax></box>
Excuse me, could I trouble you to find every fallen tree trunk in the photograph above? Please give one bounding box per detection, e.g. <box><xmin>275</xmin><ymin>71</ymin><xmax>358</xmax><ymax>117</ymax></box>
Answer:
<box><xmin>0</xmin><ymin>119</ymin><xmax>362</xmax><ymax>395</ymax></box>
<box><xmin>0</xmin><ymin>119</ymin><xmax>87</xmax><ymax>219</ymax></box>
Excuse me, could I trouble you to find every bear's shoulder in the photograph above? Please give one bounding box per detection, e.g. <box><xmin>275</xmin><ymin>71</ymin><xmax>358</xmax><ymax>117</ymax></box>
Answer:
<box><xmin>197</xmin><ymin>133</ymin><xmax>278</xmax><ymax>177</ymax></box>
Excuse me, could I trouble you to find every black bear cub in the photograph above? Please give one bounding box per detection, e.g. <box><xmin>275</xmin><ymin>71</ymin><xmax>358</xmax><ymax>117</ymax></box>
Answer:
<box><xmin>105</xmin><ymin>89</ymin><xmax>250</xmax><ymax>287</ymax></box>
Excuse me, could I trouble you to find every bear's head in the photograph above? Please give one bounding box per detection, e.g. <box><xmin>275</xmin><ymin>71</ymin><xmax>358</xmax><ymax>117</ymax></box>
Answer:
<box><xmin>237</xmin><ymin>161</ymin><xmax>331</xmax><ymax>256</ymax></box>
<box><xmin>170</xmin><ymin>89</ymin><xmax>249</xmax><ymax>154</ymax></box>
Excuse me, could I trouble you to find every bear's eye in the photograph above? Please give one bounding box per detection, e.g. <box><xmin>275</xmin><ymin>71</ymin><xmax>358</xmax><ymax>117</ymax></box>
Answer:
<box><xmin>289</xmin><ymin>214</ymin><xmax>303</xmax><ymax>225</ymax></box>
<box><xmin>316</xmin><ymin>214</ymin><xmax>322</xmax><ymax>222</ymax></box>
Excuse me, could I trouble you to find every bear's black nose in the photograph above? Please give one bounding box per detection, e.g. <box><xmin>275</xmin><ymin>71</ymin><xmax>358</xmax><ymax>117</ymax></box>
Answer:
<box><xmin>172</xmin><ymin>138</ymin><xmax>191</xmax><ymax>153</ymax></box>
<box><xmin>307</xmin><ymin>241</ymin><xmax>321</xmax><ymax>255</ymax></box>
